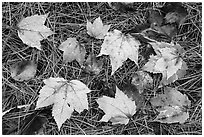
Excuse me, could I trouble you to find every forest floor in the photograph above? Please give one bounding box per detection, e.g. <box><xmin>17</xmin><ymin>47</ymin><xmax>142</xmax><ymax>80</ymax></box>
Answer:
<box><xmin>2</xmin><ymin>2</ymin><xmax>202</xmax><ymax>135</ymax></box>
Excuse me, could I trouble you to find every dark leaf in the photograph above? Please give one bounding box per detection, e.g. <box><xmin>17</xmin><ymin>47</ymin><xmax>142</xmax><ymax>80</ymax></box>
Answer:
<box><xmin>160</xmin><ymin>2</ymin><xmax>187</xmax><ymax>26</ymax></box>
<box><xmin>131</xmin><ymin>71</ymin><xmax>153</xmax><ymax>94</ymax></box>
<box><xmin>119</xmin><ymin>83</ymin><xmax>145</xmax><ymax>110</ymax></box>
<box><xmin>10</xmin><ymin>60</ymin><xmax>37</xmax><ymax>81</ymax></box>
<box><xmin>83</xmin><ymin>52</ymin><xmax>103</xmax><ymax>75</ymax></box>
<box><xmin>108</xmin><ymin>2</ymin><xmax>135</xmax><ymax>12</ymax></box>
<box><xmin>148</xmin><ymin>10</ymin><xmax>164</xmax><ymax>28</ymax></box>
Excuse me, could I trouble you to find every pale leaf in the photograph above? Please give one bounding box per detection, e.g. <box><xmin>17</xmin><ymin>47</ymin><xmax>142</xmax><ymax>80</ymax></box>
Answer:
<box><xmin>155</xmin><ymin>106</ymin><xmax>189</xmax><ymax>124</ymax></box>
<box><xmin>154</xmin><ymin>58</ymin><xmax>167</xmax><ymax>72</ymax></box>
<box><xmin>166</xmin><ymin>58</ymin><xmax>182</xmax><ymax>79</ymax></box>
<box><xmin>36</xmin><ymin>77</ymin><xmax>91</xmax><ymax>130</ymax></box>
<box><xmin>142</xmin><ymin>55</ymin><xmax>161</xmax><ymax>73</ymax></box>
<box><xmin>161</xmin><ymin>59</ymin><xmax>188</xmax><ymax>85</ymax></box>
<box><xmin>10</xmin><ymin>60</ymin><xmax>37</xmax><ymax>81</ymax></box>
<box><xmin>96</xmin><ymin>86</ymin><xmax>136</xmax><ymax>125</ymax></box>
<box><xmin>58</xmin><ymin>38</ymin><xmax>86</xmax><ymax>66</ymax></box>
<box><xmin>143</xmin><ymin>42</ymin><xmax>187</xmax><ymax>85</ymax></box>
<box><xmin>87</xmin><ymin>16</ymin><xmax>110</xmax><ymax>39</ymax></box>
<box><xmin>98</xmin><ymin>29</ymin><xmax>140</xmax><ymax>75</ymax></box>
<box><xmin>17</xmin><ymin>14</ymin><xmax>54</xmax><ymax>50</ymax></box>
<box><xmin>52</xmin><ymin>91</ymin><xmax>73</xmax><ymax>129</ymax></box>
<box><xmin>150</xmin><ymin>87</ymin><xmax>191</xmax><ymax>124</ymax></box>
<box><xmin>165</xmin><ymin>87</ymin><xmax>191</xmax><ymax>107</ymax></box>
<box><xmin>150</xmin><ymin>42</ymin><xmax>184</xmax><ymax>59</ymax></box>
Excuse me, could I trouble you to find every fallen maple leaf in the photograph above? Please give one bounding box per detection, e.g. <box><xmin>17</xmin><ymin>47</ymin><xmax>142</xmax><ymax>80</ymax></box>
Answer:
<box><xmin>142</xmin><ymin>42</ymin><xmax>187</xmax><ymax>85</ymax></box>
<box><xmin>17</xmin><ymin>13</ymin><xmax>54</xmax><ymax>50</ymax></box>
<box><xmin>163</xmin><ymin>2</ymin><xmax>187</xmax><ymax>27</ymax></box>
<box><xmin>148</xmin><ymin>9</ymin><xmax>178</xmax><ymax>39</ymax></box>
<box><xmin>108</xmin><ymin>2</ymin><xmax>135</xmax><ymax>12</ymax></box>
<box><xmin>154</xmin><ymin>106</ymin><xmax>189</xmax><ymax>124</ymax></box>
<box><xmin>121</xmin><ymin>83</ymin><xmax>145</xmax><ymax>110</ymax></box>
<box><xmin>148</xmin><ymin>10</ymin><xmax>163</xmax><ymax>28</ymax></box>
<box><xmin>165</xmin><ymin>12</ymin><xmax>186</xmax><ymax>26</ymax></box>
<box><xmin>96</xmin><ymin>86</ymin><xmax>136</xmax><ymax>125</ymax></box>
<box><xmin>150</xmin><ymin>87</ymin><xmax>191</xmax><ymax>124</ymax></box>
<box><xmin>58</xmin><ymin>38</ymin><xmax>86</xmax><ymax>66</ymax></box>
<box><xmin>10</xmin><ymin>60</ymin><xmax>37</xmax><ymax>81</ymax></box>
<box><xmin>131</xmin><ymin>71</ymin><xmax>153</xmax><ymax>94</ymax></box>
<box><xmin>97</xmin><ymin>29</ymin><xmax>140</xmax><ymax>75</ymax></box>
<box><xmin>87</xmin><ymin>16</ymin><xmax>111</xmax><ymax>39</ymax></box>
<box><xmin>83</xmin><ymin>52</ymin><xmax>103</xmax><ymax>75</ymax></box>
<box><xmin>150</xmin><ymin>41</ymin><xmax>184</xmax><ymax>58</ymax></box>
<box><xmin>35</xmin><ymin>77</ymin><xmax>91</xmax><ymax>130</ymax></box>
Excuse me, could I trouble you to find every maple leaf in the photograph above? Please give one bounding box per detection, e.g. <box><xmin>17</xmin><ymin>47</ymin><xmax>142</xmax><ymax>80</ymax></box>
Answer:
<box><xmin>17</xmin><ymin>13</ymin><xmax>55</xmax><ymax>50</ymax></box>
<box><xmin>98</xmin><ymin>29</ymin><xmax>140</xmax><ymax>75</ymax></box>
<box><xmin>154</xmin><ymin>106</ymin><xmax>189</xmax><ymax>124</ymax></box>
<box><xmin>58</xmin><ymin>38</ymin><xmax>86</xmax><ymax>66</ymax></box>
<box><xmin>142</xmin><ymin>42</ymin><xmax>187</xmax><ymax>85</ymax></box>
<box><xmin>148</xmin><ymin>10</ymin><xmax>163</xmax><ymax>28</ymax></box>
<box><xmin>163</xmin><ymin>2</ymin><xmax>187</xmax><ymax>27</ymax></box>
<box><xmin>131</xmin><ymin>71</ymin><xmax>153</xmax><ymax>94</ymax></box>
<box><xmin>150</xmin><ymin>41</ymin><xmax>184</xmax><ymax>57</ymax></box>
<box><xmin>121</xmin><ymin>84</ymin><xmax>145</xmax><ymax>110</ymax></box>
<box><xmin>87</xmin><ymin>16</ymin><xmax>111</xmax><ymax>39</ymax></box>
<box><xmin>10</xmin><ymin>60</ymin><xmax>37</xmax><ymax>81</ymax></box>
<box><xmin>160</xmin><ymin>2</ymin><xmax>187</xmax><ymax>27</ymax></box>
<box><xmin>150</xmin><ymin>87</ymin><xmax>191</xmax><ymax>124</ymax></box>
<box><xmin>165</xmin><ymin>12</ymin><xmax>186</xmax><ymax>26</ymax></box>
<box><xmin>83</xmin><ymin>52</ymin><xmax>103</xmax><ymax>75</ymax></box>
<box><xmin>147</xmin><ymin>9</ymin><xmax>178</xmax><ymax>39</ymax></box>
<box><xmin>35</xmin><ymin>77</ymin><xmax>91</xmax><ymax>130</ymax></box>
<box><xmin>96</xmin><ymin>86</ymin><xmax>136</xmax><ymax>125</ymax></box>
<box><xmin>108</xmin><ymin>2</ymin><xmax>134</xmax><ymax>12</ymax></box>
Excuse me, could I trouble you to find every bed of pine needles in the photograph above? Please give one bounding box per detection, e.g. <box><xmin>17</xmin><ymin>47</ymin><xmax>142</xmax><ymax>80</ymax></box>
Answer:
<box><xmin>2</xmin><ymin>2</ymin><xmax>202</xmax><ymax>135</ymax></box>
